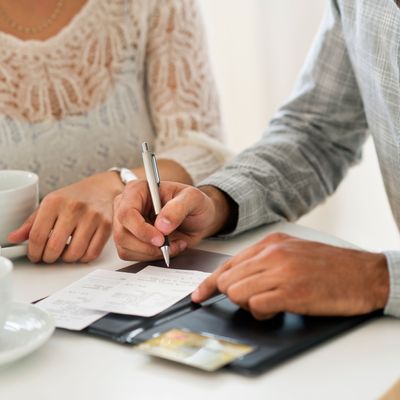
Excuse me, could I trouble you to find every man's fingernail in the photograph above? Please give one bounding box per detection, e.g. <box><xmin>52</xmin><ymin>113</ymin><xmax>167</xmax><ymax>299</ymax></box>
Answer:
<box><xmin>151</xmin><ymin>237</ymin><xmax>163</xmax><ymax>247</ymax></box>
<box><xmin>158</xmin><ymin>218</ymin><xmax>171</xmax><ymax>229</ymax></box>
<box><xmin>192</xmin><ymin>289</ymin><xmax>200</xmax><ymax>301</ymax></box>
<box><xmin>179</xmin><ymin>241</ymin><xmax>187</xmax><ymax>251</ymax></box>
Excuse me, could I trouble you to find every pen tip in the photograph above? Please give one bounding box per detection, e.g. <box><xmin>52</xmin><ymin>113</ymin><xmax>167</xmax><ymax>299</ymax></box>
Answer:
<box><xmin>161</xmin><ymin>247</ymin><xmax>170</xmax><ymax>267</ymax></box>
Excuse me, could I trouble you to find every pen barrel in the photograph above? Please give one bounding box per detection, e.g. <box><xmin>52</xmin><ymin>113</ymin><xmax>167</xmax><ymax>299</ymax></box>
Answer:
<box><xmin>142</xmin><ymin>142</ymin><xmax>170</xmax><ymax>267</ymax></box>
<box><xmin>142</xmin><ymin>151</ymin><xmax>162</xmax><ymax>214</ymax></box>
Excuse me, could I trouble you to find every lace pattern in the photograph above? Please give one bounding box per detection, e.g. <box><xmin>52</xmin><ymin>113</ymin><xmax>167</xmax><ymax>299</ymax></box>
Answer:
<box><xmin>0</xmin><ymin>0</ymin><xmax>139</xmax><ymax>122</ymax></box>
<box><xmin>0</xmin><ymin>0</ymin><xmax>229</xmax><ymax>195</ymax></box>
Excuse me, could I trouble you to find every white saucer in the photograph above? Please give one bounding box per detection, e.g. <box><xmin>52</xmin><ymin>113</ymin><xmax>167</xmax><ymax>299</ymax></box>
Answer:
<box><xmin>0</xmin><ymin>302</ymin><xmax>55</xmax><ymax>366</ymax></box>
<box><xmin>0</xmin><ymin>244</ymin><xmax>28</xmax><ymax>259</ymax></box>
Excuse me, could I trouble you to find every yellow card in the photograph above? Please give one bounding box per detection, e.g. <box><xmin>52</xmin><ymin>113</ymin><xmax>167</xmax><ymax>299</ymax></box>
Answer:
<box><xmin>136</xmin><ymin>328</ymin><xmax>255</xmax><ymax>371</ymax></box>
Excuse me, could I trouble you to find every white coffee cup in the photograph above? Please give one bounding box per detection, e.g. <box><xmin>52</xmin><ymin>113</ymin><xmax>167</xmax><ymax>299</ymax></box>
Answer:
<box><xmin>0</xmin><ymin>170</ymin><xmax>39</xmax><ymax>247</ymax></box>
<box><xmin>0</xmin><ymin>256</ymin><xmax>13</xmax><ymax>333</ymax></box>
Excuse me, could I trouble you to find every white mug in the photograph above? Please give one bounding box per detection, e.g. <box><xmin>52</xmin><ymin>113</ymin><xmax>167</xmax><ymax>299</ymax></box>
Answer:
<box><xmin>0</xmin><ymin>256</ymin><xmax>13</xmax><ymax>334</ymax></box>
<box><xmin>0</xmin><ymin>170</ymin><xmax>39</xmax><ymax>247</ymax></box>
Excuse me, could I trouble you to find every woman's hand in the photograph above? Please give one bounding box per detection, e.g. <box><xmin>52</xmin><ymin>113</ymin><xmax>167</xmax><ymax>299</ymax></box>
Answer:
<box><xmin>7</xmin><ymin>172</ymin><xmax>123</xmax><ymax>263</ymax></box>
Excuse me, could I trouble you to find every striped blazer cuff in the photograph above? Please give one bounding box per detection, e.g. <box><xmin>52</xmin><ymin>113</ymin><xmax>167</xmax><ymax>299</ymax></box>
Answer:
<box><xmin>383</xmin><ymin>251</ymin><xmax>400</xmax><ymax>318</ymax></box>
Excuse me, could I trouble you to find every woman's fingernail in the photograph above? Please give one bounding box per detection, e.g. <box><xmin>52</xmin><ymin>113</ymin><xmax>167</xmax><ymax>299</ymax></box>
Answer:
<box><xmin>7</xmin><ymin>232</ymin><xmax>18</xmax><ymax>241</ymax></box>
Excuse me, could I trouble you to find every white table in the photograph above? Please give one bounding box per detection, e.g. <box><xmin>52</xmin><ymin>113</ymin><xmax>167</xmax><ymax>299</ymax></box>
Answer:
<box><xmin>1</xmin><ymin>222</ymin><xmax>399</xmax><ymax>400</ymax></box>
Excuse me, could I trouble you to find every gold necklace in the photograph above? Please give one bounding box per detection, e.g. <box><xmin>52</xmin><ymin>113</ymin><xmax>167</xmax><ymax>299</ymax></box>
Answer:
<box><xmin>0</xmin><ymin>0</ymin><xmax>64</xmax><ymax>34</ymax></box>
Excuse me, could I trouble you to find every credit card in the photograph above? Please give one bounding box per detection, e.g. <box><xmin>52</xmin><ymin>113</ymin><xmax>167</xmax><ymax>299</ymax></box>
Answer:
<box><xmin>136</xmin><ymin>328</ymin><xmax>255</xmax><ymax>371</ymax></box>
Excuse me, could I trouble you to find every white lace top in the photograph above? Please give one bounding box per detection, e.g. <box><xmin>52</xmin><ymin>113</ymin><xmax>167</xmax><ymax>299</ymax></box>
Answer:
<box><xmin>0</xmin><ymin>0</ymin><xmax>229</xmax><ymax>197</ymax></box>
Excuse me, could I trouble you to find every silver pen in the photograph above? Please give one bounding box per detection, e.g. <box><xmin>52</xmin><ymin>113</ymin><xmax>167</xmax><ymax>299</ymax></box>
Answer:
<box><xmin>141</xmin><ymin>142</ymin><xmax>170</xmax><ymax>267</ymax></box>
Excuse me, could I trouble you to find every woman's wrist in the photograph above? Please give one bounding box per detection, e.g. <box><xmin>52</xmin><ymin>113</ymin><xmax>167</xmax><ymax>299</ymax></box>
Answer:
<box><xmin>88</xmin><ymin>159</ymin><xmax>192</xmax><ymax>201</ymax></box>
<box><xmin>86</xmin><ymin>171</ymin><xmax>125</xmax><ymax>199</ymax></box>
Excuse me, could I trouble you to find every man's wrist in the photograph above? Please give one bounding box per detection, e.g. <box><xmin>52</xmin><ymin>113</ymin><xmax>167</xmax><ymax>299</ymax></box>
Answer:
<box><xmin>199</xmin><ymin>185</ymin><xmax>238</xmax><ymax>237</ymax></box>
<box><xmin>370</xmin><ymin>253</ymin><xmax>390</xmax><ymax>310</ymax></box>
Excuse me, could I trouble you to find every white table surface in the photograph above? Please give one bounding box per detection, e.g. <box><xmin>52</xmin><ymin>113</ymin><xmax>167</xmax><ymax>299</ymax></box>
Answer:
<box><xmin>1</xmin><ymin>222</ymin><xmax>399</xmax><ymax>400</ymax></box>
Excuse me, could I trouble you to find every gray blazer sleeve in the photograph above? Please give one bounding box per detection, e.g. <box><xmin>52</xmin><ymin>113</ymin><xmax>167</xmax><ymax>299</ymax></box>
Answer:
<box><xmin>200</xmin><ymin>1</ymin><xmax>368</xmax><ymax>235</ymax></box>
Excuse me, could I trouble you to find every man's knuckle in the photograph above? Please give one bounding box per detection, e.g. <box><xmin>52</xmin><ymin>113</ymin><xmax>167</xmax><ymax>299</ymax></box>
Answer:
<box><xmin>148</xmin><ymin>245</ymin><xmax>161</xmax><ymax>258</ymax></box>
<box><xmin>220</xmin><ymin>260</ymin><xmax>232</xmax><ymax>272</ymax></box>
<box><xmin>252</xmin><ymin>310</ymin><xmax>266</xmax><ymax>321</ymax></box>
<box><xmin>248</xmin><ymin>296</ymin><xmax>260</xmax><ymax>311</ymax></box>
<box><xmin>191</xmin><ymin>187</ymin><xmax>204</xmax><ymax>202</ymax></box>
<box><xmin>267</xmin><ymin>242</ymin><xmax>291</xmax><ymax>260</ymax></box>
<box><xmin>226</xmin><ymin>286</ymin><xmax>241</xmax><ymax>303</ymax></box>
<box><xmin>113</xmin><ymin>229</ymin><xmax>124</xmax><ymax>245</ymax></box>
<box><xmin>184</xmin><ymin>186</ymin><xmax>197</xmax><ymax>197</ymax></box>
<box><xmin>166</xmin><ymin>204</ymin><xmax>183</xmax><ymax>223</ymax></box>
<box><xmin>216</xmin><ymin>278</ymin><xmax>228</xmax><ymax>294</ymax></box>
<box><xmin>248</xmin><ymin>297</ymin><xmax>265</xmax><ymax>319</ymax></box>
<box><xmin>117</xmin><ymin>247</ymin><xmax>131</xmax><ymax>260</ymax></box>
<box><xmin>117</xmin><ymin>206</ymin><xmax>131</xmax><ymax>224</ymax></box>
<box><xmin>127</xmin><ymin>180</ymin><xmax>144</xmax><ymax>193</ymax></box>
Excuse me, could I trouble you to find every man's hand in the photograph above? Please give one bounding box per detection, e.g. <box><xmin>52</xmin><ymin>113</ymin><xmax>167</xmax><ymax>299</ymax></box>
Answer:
<box><xmin>192</xmin><ymin>233</ymin><xmax>390</xmax><ymax>319</ymax></box>
<box><xmin>113</xmin><ymin>182</ymin><xmax>232</xmax><ymax>261</ymax></box>
<box><xmin>7</xmin><ymin>172</ymin><xmax>122</xmax><ymax>263</ymax></box>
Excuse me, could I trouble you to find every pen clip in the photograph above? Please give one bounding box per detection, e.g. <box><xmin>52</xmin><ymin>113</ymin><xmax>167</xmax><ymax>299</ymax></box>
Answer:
<box><xmin>151</xmin><ymin>154</ymin><xmax>160</xmax><ymax>185</ymax></box>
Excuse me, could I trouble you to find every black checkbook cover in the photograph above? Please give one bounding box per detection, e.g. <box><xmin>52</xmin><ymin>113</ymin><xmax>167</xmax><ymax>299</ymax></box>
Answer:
<box><xmin>84</xmin><ymin>248</ymin><xmax>381</xmax><ymax>375</ymax></box>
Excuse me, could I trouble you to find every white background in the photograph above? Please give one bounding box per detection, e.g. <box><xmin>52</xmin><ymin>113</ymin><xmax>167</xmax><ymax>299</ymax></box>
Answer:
<box><xmin>200</xmin><ymin>0</ymin><xmax>400</xmax><ymax>252</ymax></box>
